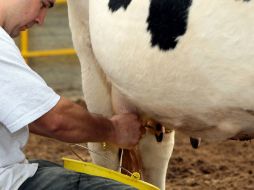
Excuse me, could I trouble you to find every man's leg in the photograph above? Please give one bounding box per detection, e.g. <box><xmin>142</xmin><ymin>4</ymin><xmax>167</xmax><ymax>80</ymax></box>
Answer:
<box><xmin>19</xmin><ymin>160</ymin><xmax>137</xmax><ymax>190</ymax></box>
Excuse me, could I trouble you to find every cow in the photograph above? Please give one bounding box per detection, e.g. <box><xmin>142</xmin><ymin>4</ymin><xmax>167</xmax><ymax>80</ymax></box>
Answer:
<box><xmin>66</xmin><ymin>0</ymin><xmax>254</xmax><ymax>189</ymax></box>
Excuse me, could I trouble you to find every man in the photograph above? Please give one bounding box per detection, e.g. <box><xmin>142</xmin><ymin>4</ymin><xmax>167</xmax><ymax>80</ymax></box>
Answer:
<box><xmin>0</xmin><ymin>0</ymin><xmax>144</xmax><ymax>189</ymax></box>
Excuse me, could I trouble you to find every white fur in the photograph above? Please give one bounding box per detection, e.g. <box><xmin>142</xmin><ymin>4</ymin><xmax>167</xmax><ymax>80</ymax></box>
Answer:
<box><xmin>67</xmin><ymin>0</ymin><xmax>254</xmax><ymax>189</ymax></box>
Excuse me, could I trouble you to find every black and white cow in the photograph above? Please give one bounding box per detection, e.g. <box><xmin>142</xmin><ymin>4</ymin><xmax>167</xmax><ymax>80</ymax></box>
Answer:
<box><xmin>67</xmin><ymin>0</ymin><xmax>254</xmax><ymax>189</ymax></box>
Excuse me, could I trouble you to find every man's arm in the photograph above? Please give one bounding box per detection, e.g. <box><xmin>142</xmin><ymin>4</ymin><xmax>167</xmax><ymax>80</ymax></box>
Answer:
<box><xmin>29</xmin><ymin>97</ymin><xmax>144</xmax><ymax>149</ymax></box>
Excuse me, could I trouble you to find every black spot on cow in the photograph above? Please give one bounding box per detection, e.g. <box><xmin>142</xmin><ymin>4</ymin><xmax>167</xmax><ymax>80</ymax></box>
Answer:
<box><xmin>108</xmin><ymin>0</ymin><xmax>132</xmax><ymax>12</ymax></box>
<box><xmin>147</xmin><ymin>0</ymin><xmax>192</xmax><ymax>51</ymax></box>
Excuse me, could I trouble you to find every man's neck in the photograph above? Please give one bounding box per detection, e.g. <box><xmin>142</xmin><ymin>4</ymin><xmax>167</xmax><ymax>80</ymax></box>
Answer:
<box><xmin>0</xmin><ymin>3</ymin><xmax>6</xmax><ymax>27</ymax></box>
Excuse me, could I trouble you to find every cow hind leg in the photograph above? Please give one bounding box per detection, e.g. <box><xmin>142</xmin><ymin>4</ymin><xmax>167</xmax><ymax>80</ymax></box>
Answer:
<box><xmin>139</xmin><ymin>130</ymin><xmax>175</xmax><ymax>190</ymax></box>
<box><xmin>87</xmin><ymin>143</ymin><xmax>120</xmax><ymax>171</ymax></box>
<box><xmin>111</xmin><ymin>87</ymin><xmax>175</xmax><ymax>189</ymax></box>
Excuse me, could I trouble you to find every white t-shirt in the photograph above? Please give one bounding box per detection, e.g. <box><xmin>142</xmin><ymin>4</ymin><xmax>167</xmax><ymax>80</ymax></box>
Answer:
<box><xmin>0</xmin><ymin>27</ymin><xmax>60</xmax><ymax>190</ymax></box>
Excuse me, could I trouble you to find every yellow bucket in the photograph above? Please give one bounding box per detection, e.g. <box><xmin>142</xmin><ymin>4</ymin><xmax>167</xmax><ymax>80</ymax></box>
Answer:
<box><xmin>62</xmin><ymin>157</ymin><xmax>160</xmax><ymax>190</ymax></box>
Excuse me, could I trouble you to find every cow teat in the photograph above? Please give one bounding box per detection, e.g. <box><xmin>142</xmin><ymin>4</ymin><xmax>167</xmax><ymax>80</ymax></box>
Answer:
<box><xmin>190</xmin><ymin>137</ymin><xmax>201</xmax><ymax>149</ymax></box>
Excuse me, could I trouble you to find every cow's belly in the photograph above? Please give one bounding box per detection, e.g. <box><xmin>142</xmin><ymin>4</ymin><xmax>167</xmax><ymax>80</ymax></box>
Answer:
<box><xmin>89</xmin><ymin>0</ymin><xmax>254</xmax><ymax>139</ymax></box>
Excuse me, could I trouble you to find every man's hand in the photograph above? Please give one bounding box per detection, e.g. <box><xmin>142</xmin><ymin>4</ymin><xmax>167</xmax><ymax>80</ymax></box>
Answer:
<box><xmin>109</xmin><ymin>113</ymin><xmax>145</xmax><ymax>149</ymax></box>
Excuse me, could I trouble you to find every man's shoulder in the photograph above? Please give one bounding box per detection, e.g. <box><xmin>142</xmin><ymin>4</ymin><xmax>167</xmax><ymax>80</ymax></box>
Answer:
<box><xmin>0</xmin><ymin>27</ymin><xmax>24</xmax><ymax>64</ymax></box>
<box><xmin>0</xmin><ymin>27</ymin><xmax>15</xmax><ymax>46</ymax></box>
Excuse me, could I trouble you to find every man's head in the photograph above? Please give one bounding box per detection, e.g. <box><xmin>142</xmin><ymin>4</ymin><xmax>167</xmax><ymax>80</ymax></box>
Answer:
<box><xmin>0</xmin><ymin>0</ymin><xmax>55</xmax><ymax>38</ymax></box>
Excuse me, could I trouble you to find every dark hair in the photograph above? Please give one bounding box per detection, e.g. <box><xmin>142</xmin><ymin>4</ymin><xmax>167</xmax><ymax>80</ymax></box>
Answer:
<box><xmin>49</xmin><ymin>1</ymin><xmax>54</xmax><ymax>8</ymax></box>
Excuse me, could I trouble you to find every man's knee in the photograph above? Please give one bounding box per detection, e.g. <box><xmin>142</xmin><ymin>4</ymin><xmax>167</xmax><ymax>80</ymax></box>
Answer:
<box><xmin>78</xmin><ymin>174</ymin><xmax>137</xmax><ymax>190</ymax></box>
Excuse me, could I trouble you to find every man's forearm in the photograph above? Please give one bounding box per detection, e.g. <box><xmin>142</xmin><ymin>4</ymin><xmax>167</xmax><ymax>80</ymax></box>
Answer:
<box><xmin>29</xmin><ymin>97</ymin><xmax>115</xmax><ymax>143</ymax></box>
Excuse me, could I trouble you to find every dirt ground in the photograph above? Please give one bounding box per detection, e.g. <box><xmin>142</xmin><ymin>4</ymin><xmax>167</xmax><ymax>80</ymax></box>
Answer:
<box><xmin>24</xmin><ymin>99</ymin><xmax>254</xmax><ymax>190</ymax></box>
